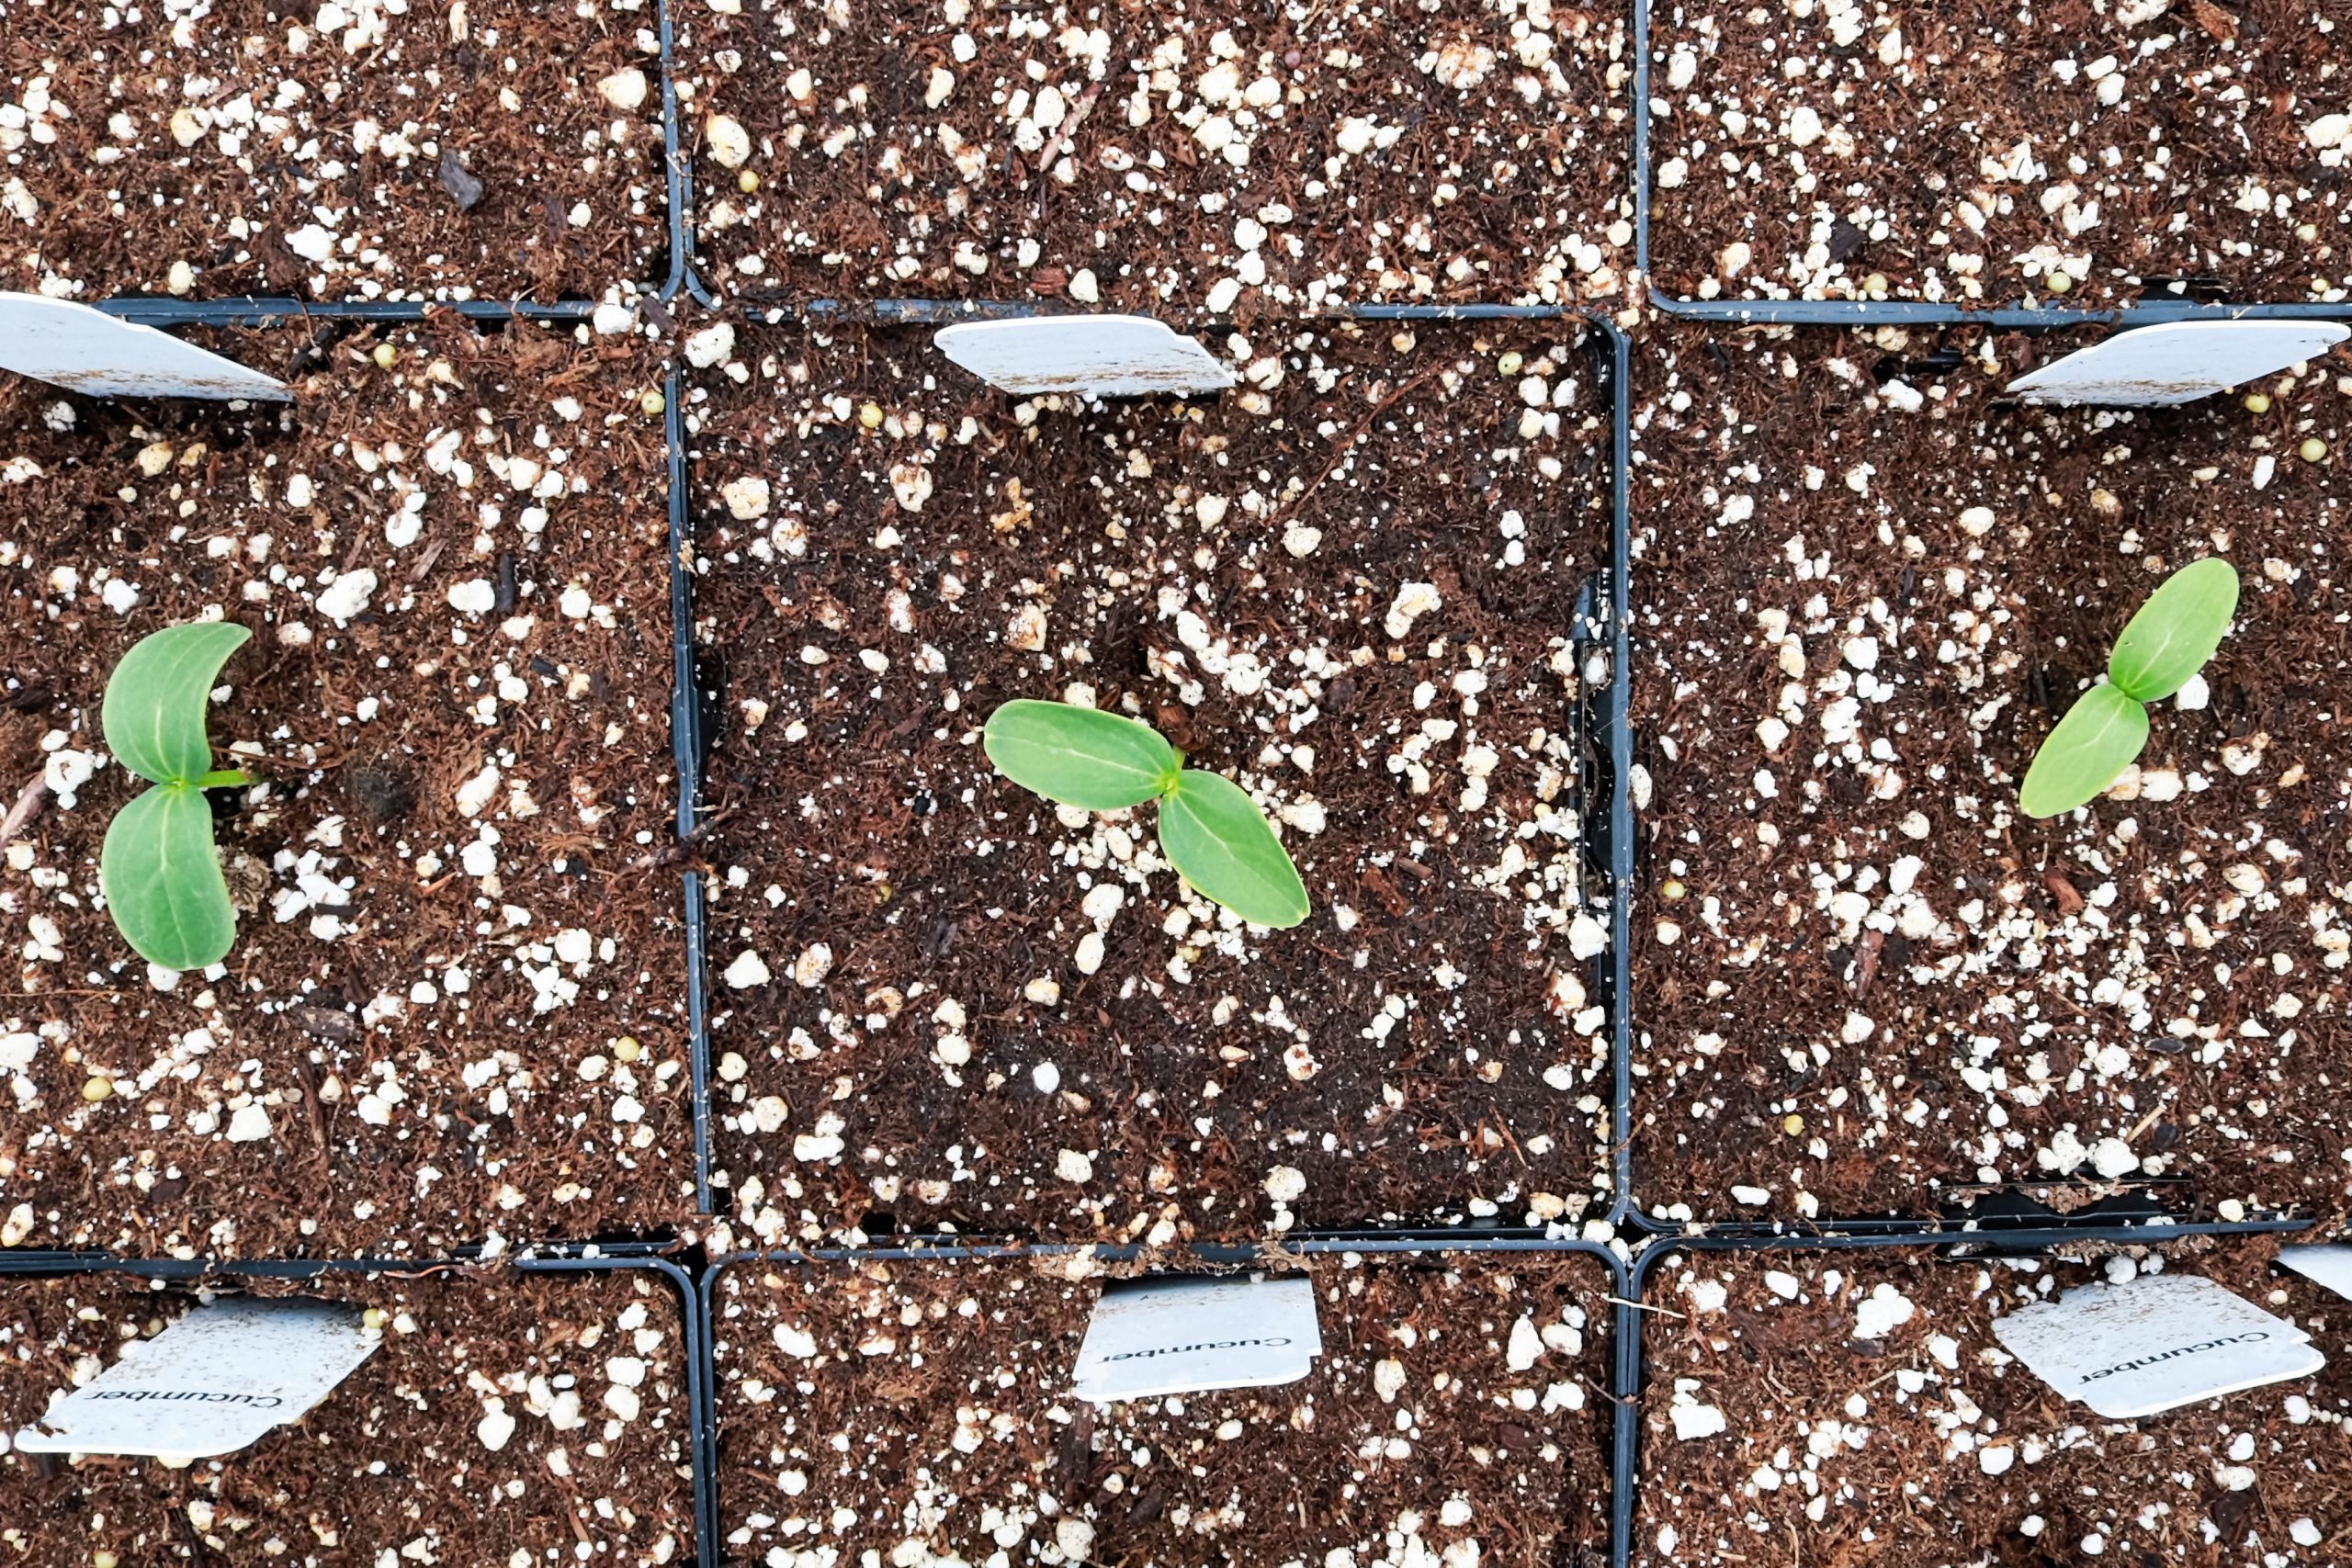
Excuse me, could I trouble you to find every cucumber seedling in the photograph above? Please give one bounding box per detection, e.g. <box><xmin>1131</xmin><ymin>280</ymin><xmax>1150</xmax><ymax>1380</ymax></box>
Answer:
<box><xmin>99</xmin><ymin>621</ymin><xmax>254</xmax><ymax>969</ymax></box>
<box><xmin>983</xmin><ymin>699</ymin><xmax>1309</xmax><ymax>929</ymax></box>
<box><xmin>2018</xmin><ymin>558</ymin><xmax>2240</xmax><ymax>818</ymax></box>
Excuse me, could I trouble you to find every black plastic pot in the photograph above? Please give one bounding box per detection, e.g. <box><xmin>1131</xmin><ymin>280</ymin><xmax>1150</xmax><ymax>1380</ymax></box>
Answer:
<box><xmin>0</xmin><ymin>1243</ymin><xmax>717</xmax><ymax>1568</ymax></box>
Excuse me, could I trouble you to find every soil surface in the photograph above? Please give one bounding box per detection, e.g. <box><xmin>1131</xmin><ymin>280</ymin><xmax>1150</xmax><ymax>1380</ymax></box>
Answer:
<box><xmin>0</xmin><ymin>1263</ymin><xmax>695</xmax><ymax>1565</ymax></box>
<box><xmin>687</xmin><ymin>321</ymin><xmax>1616</xmax><ymax>1246</ymax></box>
<box><xmin>1647</xmin><ymin>0</ymin><xmax>2352</xmax><ymax>307</ymax></box>
<box><xmin>0</xmin><ymin>314</ymin><xmax>693</xmax><ymax>1257</ymax></box>
<box><xmin>1638</xmin><ymin>1235</ymin><xmax>2352</xmax><ymax>1566</ymax></box>
<box><xmin>680</xmin><ymin>0</ymin><xmax>1632</xmax><ymax>313</ymax></box>
<box><xmin>712</xmin><ymin>1249</ymin><xmax>1613</xmax><ymax>1567</ymax></box>
<box><xmin>1630</xmin><ymin>323</ymin><xmax>2352</xmax><ymax>1224</ymax></box>
<box><xmin>1</xmin><ymin>1</ymin><xmax>667</xmax><ymax>301</ymax></box>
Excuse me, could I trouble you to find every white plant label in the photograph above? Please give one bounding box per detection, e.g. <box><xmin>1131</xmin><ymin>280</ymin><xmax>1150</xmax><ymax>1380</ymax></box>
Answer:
<box><xmin>14</xmin><ymin>1297</ymin><xmax>379</xmax><ymax>1460</ymax></box>
<box><xmin>2006</xmin><ymin>320</ymin><xmax>2350</xmax><ymax>407</ymax></box>
<box><xmin>1072</xmin><ymin>1275</ymin><xmax>1321</xmax><ymax>1402</ymax></box>
<box><xmin>2278</xmin><ymin>1245</ymin><xmax>2352</xmax><ymax>1303</ymax></box>
<box><xmin>1992</xmin><ymin>1272</ymin><xmax>2322</xmax><ymax>1418</ymax></box>
<box><xmin>935</xmin><ymin>315</ymin><xmax>1236</xmax><ymax>400</ymax></box>
<box><xmin>0</xmin><ymin>293</ymin><xmax>292</xmax><ymax>401</ymax></box>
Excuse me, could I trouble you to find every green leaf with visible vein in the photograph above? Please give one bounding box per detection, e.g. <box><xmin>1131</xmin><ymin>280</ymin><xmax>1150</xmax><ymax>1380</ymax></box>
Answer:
<box><xmin>2018</xmin><ymin>682</ymin><xmax>2151</xmax><ymax>819</ymax></box>
<box><xmin>100</xmin><ymin>784</ymin><xmax>237</xmax><ymax>970</ymax></box>
<box><xmin>101</xmin><ymin>621</ymin><xmax>252</xmax><ymax>784</ymax></box>
<box><xmin>2107</xmin><ymin>558</ymin><xmax>2240</xmax><ymax>703</ymax></box>
<box><xmin>983</xmin><ymin>699</ymin><xmax>1182</xmax><ymax>811</ymax></box>
<box><xmin>1158</xmin><ymin>770</ymin><xmax>1310</xmax><ymax>929</ymax></box>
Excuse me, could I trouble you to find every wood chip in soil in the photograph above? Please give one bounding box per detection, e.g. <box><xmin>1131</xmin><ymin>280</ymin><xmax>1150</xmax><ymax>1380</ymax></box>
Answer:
<box><xmin>0</xmin><ymin>316</ymin><xmax>693</xmax><ymax>1257</ymax></box>
<box><xmin>0</xmin><ymin>3</ymin><xmax>668</xmax><ymax>300</ymax></box>
<box><xmin>0</xmin><ymin>1266</ymin><xmax>696</xmax><ymax>1565</ymax></box>
<box><xmin>1638</xmin><ymin>1235</ymin><xmax>2351</xmax><ymax>1565</ymax></box>
<box><xmin>1629</xmin><ymin>323</ymin><xmax>2352</xmax><ymax>1225</ymax></box>
<box><xmin>1647</xmin><ymin>0</ymin><xmax>2351</xmax><ymax>308</ymax></box>
<box><xmin>680</xmin><ymin>0</ymin><xmax>1632</xmax><ymax>314</ymax></box>
<box><xmin>713</xmin><ymin>1251</ymin><xmax>1613</xmax><ymax>1567</ymax></box>
<box><xmin>687</xmin><ymin>321</ymin><xmax>1615</xmax><ymax>1244</ymax></box>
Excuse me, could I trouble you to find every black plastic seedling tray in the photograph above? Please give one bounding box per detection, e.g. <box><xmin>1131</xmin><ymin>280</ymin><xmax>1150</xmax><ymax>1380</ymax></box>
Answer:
<box><xmin>0</xmin><ymin>1243</ymin><xmax>718</xmax><ymax>1568</ymax></box>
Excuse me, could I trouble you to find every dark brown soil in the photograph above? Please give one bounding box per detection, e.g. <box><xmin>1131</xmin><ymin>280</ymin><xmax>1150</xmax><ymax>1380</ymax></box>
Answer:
<box><xmin>0</xmin><ymin>2</ymin><xmax>667</xmax><ymax>301</ymax></box>
<box><xmin>0</xmin><ymin>314</ymin><xmax>694</xmax><ymax>1257</ymax></box>
<box><xmin>1646</xmin><ymin>0</ymin><xmax>2351</xmax><ymax>308</ymax></box>
<box><xmin>1630</xmin><ymin>324</ymin><xmax>2352</xmax><ymax>1224</ymax></box>
<box><xmin>680</xmin><ymin>0</ymin><xmax>1631</xmax><ymax>313</ymax></box>
<box><xmin>1638</xmin><ymin>1235</ymin><xmax>2352</xmax><ymax>1566</ymax></box>
<box><xmin>712</xmin><ymin>1249</ymin><xmax>1613</xmax><ymax>1567</ymax></box>
<box><xmin>0</xmin><ymin>1264</ymin><xmax>696</xmax><ymax>1564</ymax></box>
<box><xmin>686</xmin><ymin>321</ymin><xmax>1615</xmax><ymax>1245</ymax></box>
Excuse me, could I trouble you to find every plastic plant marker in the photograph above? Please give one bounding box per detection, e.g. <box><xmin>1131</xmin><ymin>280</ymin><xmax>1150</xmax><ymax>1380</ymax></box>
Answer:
<box><xmin>1991</xmin><ymin>1273</ymin><xmax>2323</xmax><ymax>1419</ymax></box>
<box><xmin>14</xmin><ymin>1298</ymin><xmax>379</xmax><ymax>1461</ymax></box>
<box><xmin>102</xmin><ymin>621</ymin><xmax>254</xmax><ymax>784</ymax></box>
<box><xmin>1159</xmin><ymin>770</ymin><xmax>1311</xmax><ymax>929</ymax></box>
<box><xmin>0</xmin><ymin>293</ymin><xmax>294</xmax><ymax>401</ymax></box>
<box><xmin>101</xmin><ymin>784</ymin><xmax>240</xmax><ymax>970</ymax></box>
<box><xmin>982</xmin><ymin>699</ymin><xmax>1180</xmax><ymax>811</ymax></box>
<box><xmin>2018</xmin><ymin>682</ymin><xmax>2150</xmax><ymax>818</ymax></box>
<box><xmin>2107</xmin><ymin>558</ymin><xmax>2240</xmax><ymax>702</ymax></box>
<box><xmin>2006</xmin><ymin>321</ymin><xmax>2350</xmax><ymax>406</ymax></box>
<box><xmin>2278</xmin><ymin>1247</ymin><xmax>2352</xmax><ymax>1303</ymax></box>
<box><xmin>1072</xmin><ymin>1275</ymin><xmax>1323</xmax><ymax>1403</ymax></box>
<box><xmin>935</xmin><ymin>316</ymin><xmax>1238</xmax><ymax>400</ymax></box>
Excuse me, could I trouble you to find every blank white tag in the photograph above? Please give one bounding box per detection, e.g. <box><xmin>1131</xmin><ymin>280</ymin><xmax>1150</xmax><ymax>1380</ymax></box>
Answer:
<box><xmin>15</xmin><ymin>1297</ymin><xmax>379</xmax><ymax>1460</ymax></box>
<box><xmin>2279</xmin><ymin>1246</ymin><xmax>2352</xmax><ymax>1303</ymax></box>
<box><xmin>1072</xmin><ymin>1275</ymin><xmax>1321</xmax><ymax>1402</ymax></box>
<box><xmin>0</xmin><ymin>293</ymin><xmax>292</xmax><ymax>401</ymax></box>
<box><xmin>1992</xmin><ymin>1272</ymin><xmax>2322</xmax><ymax>1418</ymax></box>
<box><xmin>935</xmin><ymin>316</ymin><xmax>1236</xmax><ymax>400</ymax></box>
<box><xmin>2007</xmin><ymin>321</ymin><xmax>2349</xmax><ymax>406</ymax></box>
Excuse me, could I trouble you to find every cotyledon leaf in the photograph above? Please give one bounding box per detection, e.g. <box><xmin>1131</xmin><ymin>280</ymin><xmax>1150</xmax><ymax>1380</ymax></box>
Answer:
<box><xmin>983</xmin><ymin>699</ymin><xmax>1181</xmax><ymax>811</ymax></box>
<box><xmin>2107</xmin><ymin>558</ymin><xmax>2239</xmax><ymax>703</ymax></box>
<box><xmin>100</xmin><ymin>783</ymin><xmax>238</xmax><ymax>970</ymax></box>
<box><xmin>101</xmin><ymin>622</ymin><xmax>253</xmax><ymax>785</ymax></box>
<box><xmin>2018</xmin><ymin>682</ymin><xmax>2151</xmax><ymax>819</ymax></box>
<box><xmin>1157</xmin><ymin>769</ymin><xmax>1310</xmax><ymax>929</ymax></box>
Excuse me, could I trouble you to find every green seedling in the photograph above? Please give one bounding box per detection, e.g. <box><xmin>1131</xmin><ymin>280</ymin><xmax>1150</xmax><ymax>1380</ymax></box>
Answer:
<box><xmin>983</xmin><ymin>699</ymin><xmax>1309</xmax><ymax>929</ymax></box>
<box><xmin>98</xmin><ymin>622</ymin><xmax>254</xmax><ymax>969</ymax></box>
<box><xmin>2018</xmin><ymin>558</ymin><xmax>2239</xmax><ymax>818</ymax></box>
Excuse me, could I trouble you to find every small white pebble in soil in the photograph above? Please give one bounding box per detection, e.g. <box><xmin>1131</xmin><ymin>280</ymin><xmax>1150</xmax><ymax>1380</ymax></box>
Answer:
<box><xmin>1263</xmin><ymin>1165</ymin><xmax>1307</xmax><ymax>1204</ymax></box>
<box><xmin>723</xmin><ymin>950</ymin><xmax>772</xmax><ymax>988</ymax></box>
<box><xmin>477</xmin><ymin>1403</ymin><xmax>517</xmax><ymax>1452</ymax></box>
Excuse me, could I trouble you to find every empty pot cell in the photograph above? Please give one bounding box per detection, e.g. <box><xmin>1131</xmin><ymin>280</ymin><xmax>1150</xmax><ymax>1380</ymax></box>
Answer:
<box><xmin>712</xmin><ymin>1249</ymin><xmax>1613</xmax><ymax>1566</ymax></box>
<box><xmin>0</xmin><ymin>1</ymin><xmax>668</xmax><ymax>300</ymax></box>
<box><xmin>0</xmin><ymin>1264</ymin><xmax>697</xmax><ymax>1566</ymax></box>
<box><xmin>1647</xmin><ymin>0</ymin><xmax>2350</xmax><ymax>308</ymax></box>
<box><xmin>1638</xmin><ymin>1236</ymin><xmax>2352</xmax><ymax>1565</ymax></box>
<box><xmin>679</xmin><ymin>0</ymin><xmax>1634</xmax><ymax>312</ymax></box>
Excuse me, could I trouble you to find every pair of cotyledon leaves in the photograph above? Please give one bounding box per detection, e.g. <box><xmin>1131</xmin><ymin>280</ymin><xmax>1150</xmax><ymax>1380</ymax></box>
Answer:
<box><xmin>2018</xmin><ymin>558</ymin><xmax>2240</xmax><ymax>818</ymax></box>
<box><xmin>99</xmin><ymin>622</ymin><xmax>252</xmax><ymax>970</ymax></box>
<box><xmin>982</xmin><ymin>700</ymin><xmax>1309</xmax><ymax>929</ymax></box>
